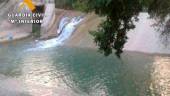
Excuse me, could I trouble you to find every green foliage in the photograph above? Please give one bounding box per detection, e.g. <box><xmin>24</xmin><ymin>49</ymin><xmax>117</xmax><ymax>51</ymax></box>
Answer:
<box><xmin>55</xmin><ymin>0</ymin><xmax>74</xmax><ymax>9</ymax></box>
<box><xmin>149</xmin><ymin>0</ymin><xmax>170</xmax><ymax>21</ymax></box>
<box><xmin>148</xmin><ymin>0</ymin><xmax>170</xmax><ymax>45</ymax></box>
<box><xmin>55</xmin><ymin>0</ymin><xmax>88</xmax><ymax>11</ymax></box>
<box><xmin>72</xmin><ymin>1</ymin><xmax>89</xmax><ymax>12</ymax></box>
<box><xmin>87</xmin><ymin>0</ymin><xmax>142</xmax><ymax>57</ymax></box>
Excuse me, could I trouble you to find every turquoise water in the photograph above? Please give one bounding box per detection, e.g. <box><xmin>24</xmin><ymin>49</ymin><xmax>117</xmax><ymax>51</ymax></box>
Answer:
<box><xmin>0</xmin><ymin>40</ymin><xmax>170</xmax><ymax>96</ymax></box>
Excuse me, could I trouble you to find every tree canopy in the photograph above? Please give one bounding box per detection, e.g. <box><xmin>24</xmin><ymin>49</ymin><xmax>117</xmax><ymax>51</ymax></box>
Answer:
<box><xmin>87</xmin><ymin>0</ymin><xmax>142</xmax><ymax>57</ymax></box>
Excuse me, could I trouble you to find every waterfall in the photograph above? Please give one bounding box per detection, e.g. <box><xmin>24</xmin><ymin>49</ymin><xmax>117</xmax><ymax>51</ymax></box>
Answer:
<box><xmin>57</xmin><ymin>17</ymin><xmax>70</xmax><ymax>34</ymax></box>
<box><xmin>36</xmin><ymin>16</ymin><xmax>83</xmax><ymax>49</ymax></box>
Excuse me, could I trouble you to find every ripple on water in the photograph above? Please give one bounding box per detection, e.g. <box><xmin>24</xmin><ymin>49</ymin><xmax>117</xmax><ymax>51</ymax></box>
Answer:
<box><xmin>150</xmin><ymin>56</ymin><xmax>170</xmax><ymax>96</ymax></box>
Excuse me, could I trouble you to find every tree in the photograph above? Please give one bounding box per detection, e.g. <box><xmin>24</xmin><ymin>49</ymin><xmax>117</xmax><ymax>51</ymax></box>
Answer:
<box><xmin>86</xmin><ymin>0</ymin><xmax>142</xmax><ymax>57</ymax></box>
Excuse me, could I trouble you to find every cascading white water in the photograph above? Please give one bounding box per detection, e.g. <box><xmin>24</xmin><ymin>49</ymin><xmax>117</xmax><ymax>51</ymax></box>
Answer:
<box><xmin>57</xmin><ymin>17</ymin><xmax>70</xmax><ymax>34</ymax></box>
<box><xmin>36</xmin><ymin>16</ymin><xmax>83</xmax><ymax>49</ymax></box>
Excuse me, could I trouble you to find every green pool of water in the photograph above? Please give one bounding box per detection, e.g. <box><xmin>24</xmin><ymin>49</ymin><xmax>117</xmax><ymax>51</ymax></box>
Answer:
<box><xmin>0</xmin><ymin>40</ymin><xmax>169</xmax><ymax>96</ymax></box>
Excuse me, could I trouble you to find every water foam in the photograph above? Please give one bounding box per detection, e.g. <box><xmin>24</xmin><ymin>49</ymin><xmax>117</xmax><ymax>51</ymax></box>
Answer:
<box><xmin>27</xmin><ymin>16</ymin><xmax>83</xmax><ymax>51</ymax></box>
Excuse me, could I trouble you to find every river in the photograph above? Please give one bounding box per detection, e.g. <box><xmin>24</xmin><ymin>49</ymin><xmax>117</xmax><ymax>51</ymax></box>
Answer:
<box><xmin>0</xmin><ymin>39</ymin><xmax>170</xmax><ymax>96</ymax></box>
